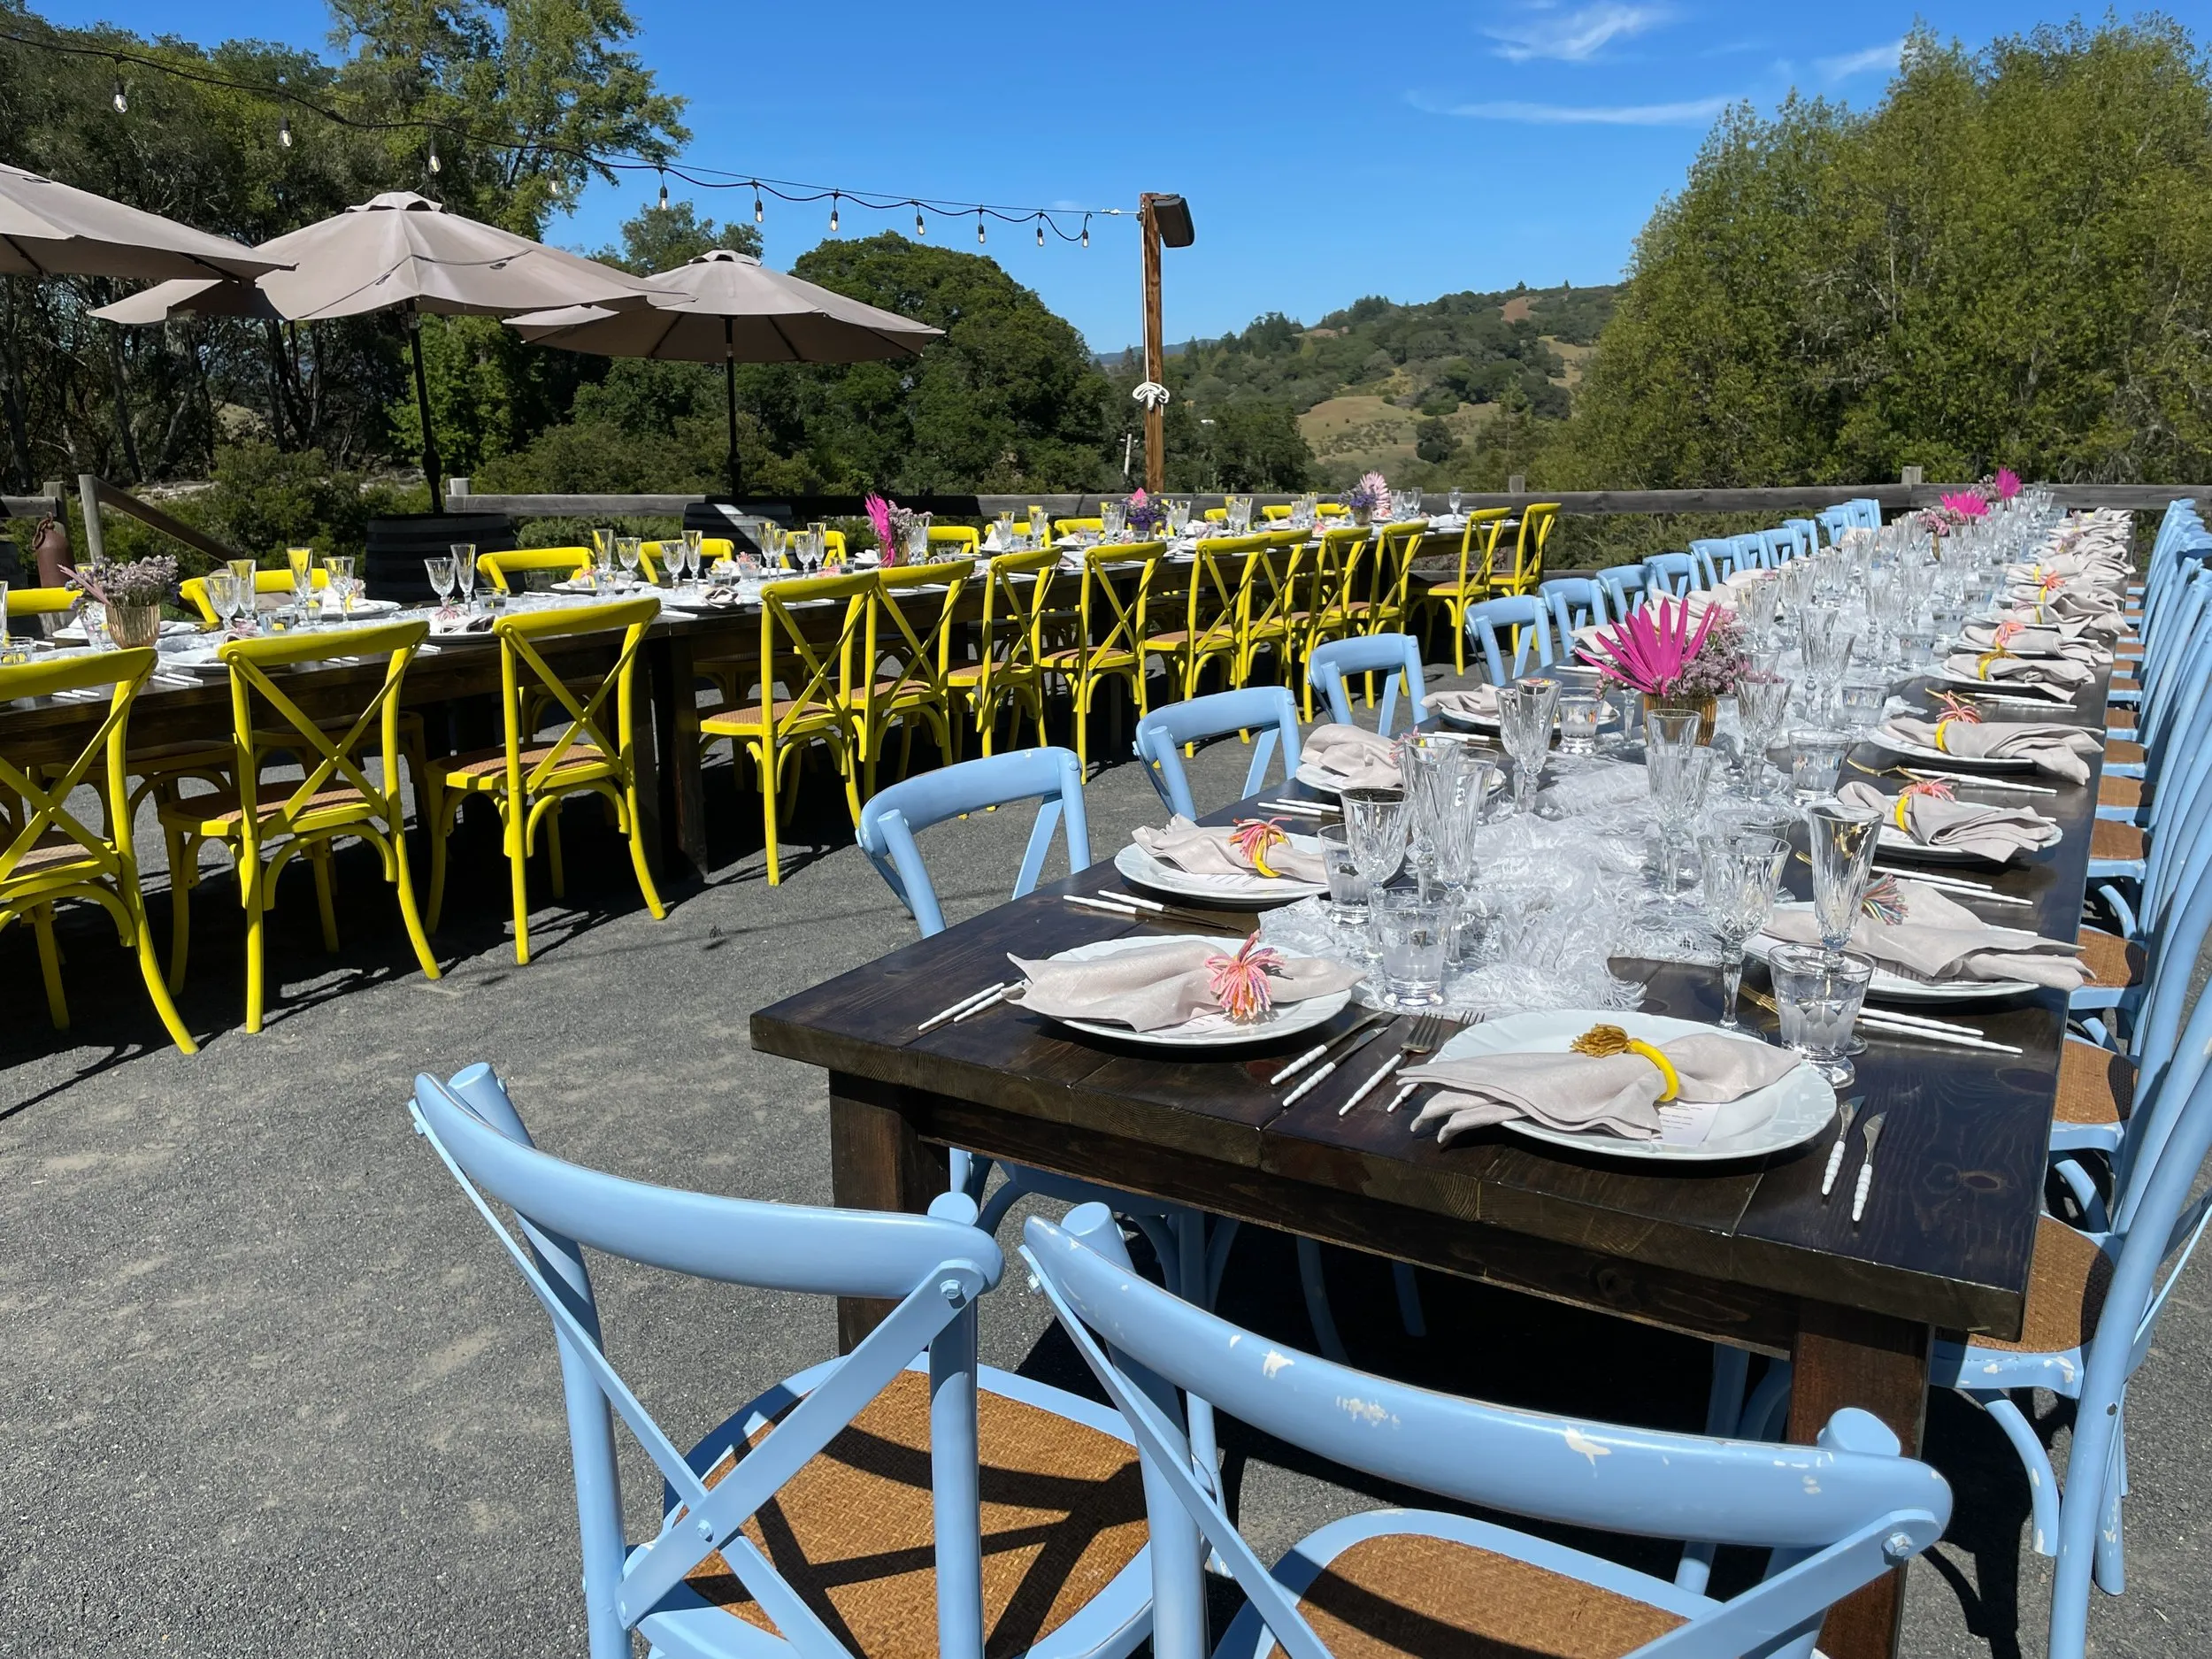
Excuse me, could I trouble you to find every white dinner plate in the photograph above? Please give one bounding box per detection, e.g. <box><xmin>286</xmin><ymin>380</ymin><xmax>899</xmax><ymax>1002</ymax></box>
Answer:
<box><xmin>1293</xmin><ymin>760</ymin><xmax>1406</xmax><ymax>795</ymax></box>
<box><xmin>1426</xmin><ymin>1010</ymin><xmax>1836</xmax><ymax>1163</ymax></box>
<box><xmin>1870</xmin><ymin>730</ymin><xmax>2039</xmax><ymax>773</ymax></box>
<box><xmin>1875</xmin><ymin>826</ymin><xmax>2008</xmax><ymax>866</ymax></box>
<box><xmin>1930</xmin><ymin>669</ymin><xmax>2075</xmax><ymax>702</ymax></box>
<box><xmin>1748</xmin><ymin>903</ymin><xmax>2039</xmax><ymax>1002</ymax></box>
<box><xmin>1029</xmin><ymin>933</ymin><xmax>1352</xmax><ymax>1049</ymax></box>
<box><xmin>1113</xmin><ymin>833</ymin><xmax>1329</xmax><ymax>904</ymax></box>
<box><xmin>1433</xmin><ymin>701</ymin><xmax>1618</xmax><ymax>733</ymax></box>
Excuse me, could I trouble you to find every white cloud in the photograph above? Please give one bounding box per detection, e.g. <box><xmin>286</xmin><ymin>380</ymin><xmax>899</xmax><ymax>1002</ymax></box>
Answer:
<box><xmin>1486</xmin><ymin>3</ymin><xmax>1671</xmax><ymax>64</ymax></box>
<box><xmin>1816</xmin><ymin>39</ymin><xmax>1904</xmax><ymax>81</ymax></box>
<box><xmin>1415</xmin><ymin>92</ymin><xmax>1731</xmax><ymax>126</ymax></box>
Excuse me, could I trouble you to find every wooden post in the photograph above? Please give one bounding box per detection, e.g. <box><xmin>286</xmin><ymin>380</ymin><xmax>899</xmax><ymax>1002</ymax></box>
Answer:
<box><xmin>1140</xmin><ymin>194</ymin><xmax>1165</xmax><ymax>495</ymax></box>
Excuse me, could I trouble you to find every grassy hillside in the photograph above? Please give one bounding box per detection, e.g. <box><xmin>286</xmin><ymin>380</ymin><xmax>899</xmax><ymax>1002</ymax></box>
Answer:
<box><xmin>1111</xmin><ymin>282</ymin><xmax>1617</xmax><ymax>489</ymax></box>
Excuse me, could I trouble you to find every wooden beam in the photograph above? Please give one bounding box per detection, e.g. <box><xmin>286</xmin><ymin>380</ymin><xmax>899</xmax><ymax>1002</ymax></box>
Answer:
<box><xmin>1139</xmin><ymin>194</ymin><xmax>1165</xmax><ymax>496</ymax></box>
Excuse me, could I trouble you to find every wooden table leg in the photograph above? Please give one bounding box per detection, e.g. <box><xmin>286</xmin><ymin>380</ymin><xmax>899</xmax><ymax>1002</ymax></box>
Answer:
<box><xmin>643</xmin><ymin>633</ymin><xmax>709</xmax><ymax>881</ymax></box>
<box><xmin>828</xmin><ymin>1073</ymin><xmax>948</xmax><ymax>1353</ymax></box>
<box><xmin>1788</xmin><ymin>1302</ymin><xmax>1933</xmax><ymax>1659</ymax></box>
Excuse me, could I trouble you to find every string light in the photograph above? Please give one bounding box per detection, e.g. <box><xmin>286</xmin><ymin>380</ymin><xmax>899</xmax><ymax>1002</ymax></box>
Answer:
<box><xmin>828</xmin><ymin>191</ymin><xmax>840</xmax><ymax>233</ymax></box>
<box><xmin>6</xmin><ymin>27</ymin><xmax>1124</xmax><ymax>250</ymax></box>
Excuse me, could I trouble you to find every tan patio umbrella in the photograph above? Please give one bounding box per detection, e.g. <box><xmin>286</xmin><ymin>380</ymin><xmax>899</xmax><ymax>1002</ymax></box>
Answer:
<box><xmin>94</xmin><ymin>191</ymin><xmax>657</xmax><ymax>510</ymax></box>
<box><xmin>504</xmin><ymin>249</ymin><xmax>942</xmax><ymax>496</ymax></box>
<box><xmin>0</xmin><ymin>160</ymin><xmax>287</xmax><ymax>280</ymax></box>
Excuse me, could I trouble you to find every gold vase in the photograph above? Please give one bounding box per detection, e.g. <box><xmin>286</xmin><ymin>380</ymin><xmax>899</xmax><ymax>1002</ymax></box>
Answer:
<box><xmin>1647</xmin><ymin>694</ymin><xmax>1718</xmax><ymax>745</ymax></box>
<box><xmin>105</xmin><ymin>601</ymin><xmax>162</xmax><ymax>649</ymax></box>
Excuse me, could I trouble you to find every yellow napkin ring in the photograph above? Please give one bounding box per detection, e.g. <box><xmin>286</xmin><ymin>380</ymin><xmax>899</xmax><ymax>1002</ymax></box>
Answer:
<box><xmin>1975</xmin><ymin>649</ymin><xmax>2012</xmax><ymax>679</ymax></box>
<box><xmin>1893</xmin><ymin>795</ymin><xmax>1915</xmax><ymax>832</ymax></box>
<box><xmin>1568</xmin><ymin>1023</ymin><xmax>1681</xmax><ymax>1102</ymax></box>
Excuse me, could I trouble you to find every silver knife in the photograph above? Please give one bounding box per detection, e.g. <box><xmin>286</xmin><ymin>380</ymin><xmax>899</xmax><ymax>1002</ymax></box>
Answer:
<box><xmin>1820</xmin><ymin>1100</ymin><xmax>1860</xmax><ymax>1199</ymax></box>
<box><xmin>1281</xmin><ymin>1023</ymin><xmax>1392</xmax><ymax>1106</ymax></box>
<box><xmin>1270</xmin><ymin>1010</ymin><xmax>1388</xmax><ymax>1086</ymax></box>
<box><xmin>1850</xmin><ymin>1114</ymin><xmax>1887</xmax><ymax>1225</ymax></box>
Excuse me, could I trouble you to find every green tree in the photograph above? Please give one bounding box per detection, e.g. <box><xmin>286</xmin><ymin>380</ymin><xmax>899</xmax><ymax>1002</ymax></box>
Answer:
<box><xmin>600</xmin><ymin>198</ymin><xmax>758</xmax><ymax>274</ymax></box>
<box><xmin>1414</xmin><ymin>416</ymin><xmax>1457</xmax><ymax>465</ymax></box>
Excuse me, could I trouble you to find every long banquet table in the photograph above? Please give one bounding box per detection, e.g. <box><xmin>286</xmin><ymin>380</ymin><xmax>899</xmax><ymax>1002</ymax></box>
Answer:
<box><xmin>750</xmin><ymin>667</ymin><xmax>2112</xmax><ymax>1659</ymax></box>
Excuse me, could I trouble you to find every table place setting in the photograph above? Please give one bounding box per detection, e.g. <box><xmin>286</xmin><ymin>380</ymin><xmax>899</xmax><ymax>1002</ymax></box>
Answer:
<box><xmin>1296</xmin><ymin>722</ymin><xmax>1402</xmax><ymax>791</ymax></box>
<box><xmin>1935</xmin><ymin>649</ymin><xmax>2093</xmax><ymax>695</ymax></box>
<box><xmin>1754</xmin><ymin>877</ymin><xmax>2088</xmax><ymax>996</ymax></box>
<box><xmin>1872</xmin><ymin>712</ymin><xmax>2101</xmax><ymax>781</ymax></box>
<box><xmin>1120</xmin><ymin>815</ymin><xmax>1331</xmax><ymax>902</ymax></box>
<box><xmin>1836</xmin><ymin>778</ymin><xmax>2061</xmax><ymax>864</ymax></box>
<box><xmin>1002</xmin><ymin>933</ymin><xmax>1363</xmax><ymax>1047</ymax></box>
<box><xmin>1958</xmin><ymin>618</ymin><xmax>2108</xmax><ymax>663</ymax></box>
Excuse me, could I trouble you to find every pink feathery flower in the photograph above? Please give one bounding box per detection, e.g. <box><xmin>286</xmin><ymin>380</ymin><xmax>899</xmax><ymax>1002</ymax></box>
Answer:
<box><xmin>1575</xmin><ymin>595</ymin><xmax>1714</xmax><ymax>698</ymax></box>
<box><xmin>1939</xmin><ymin>490</ymin><xmax>1989</xmax><ymax>519</ymax></box>
<box><xmin>864</xmin><ymin>492</ymin><xmax>894</xmax><ymax>548</ymax></box>
<box><xmin>1207</xmin><ymin>937</ymin><xmax>1285</xmax><ymax>1023</ymax></box>
<box><xmin>1993</xmin><ymin>467</ymin><xmax>2022</xmax><ymax>501</ymax></box>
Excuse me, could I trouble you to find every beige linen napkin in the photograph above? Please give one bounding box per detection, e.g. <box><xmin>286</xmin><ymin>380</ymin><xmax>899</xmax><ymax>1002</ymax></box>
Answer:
<box><xmin>1878</xmin><ymin>717</ymin><xmax>2101</xmax><ymax>784</ymax></box>
<box><xmin>1836</xmin><ymin>780</ymin><xmax>2060</xmax><ymax>862</ymax></box>
<box><xmin>2009</xmin><ymin>585</ymin><xmax>2124</xmax><ymax>621</ymax></box>
<box><xmin>1961</xmin><ymin>621</ymin><xmax>2103</xmax><ymax>663</ymax></box>
<box><xmin>1132</xmin><ymin>815</ymin><xmax>1326</xmax><ymax>883</ymax></box>
<box><xmin>1940</xmin><ymin>651</ymin><xmax>2093</xmax><ymax>692</ymax></box>
<box><xmin>1999</xmin><ymin>603</ymin><xmax>2129</xmax><ymax>641</ymax></box>
<box><xmin>1302</xmin><ymin>723</ymin><xmax>1402</xmax><ymax>789</ymax></box>
<box><xmin>1426</xmin><ymin>686</ymin><xmax>1501</xmax><ymax>721</ymax></box>
<box><xmin>1008</xmin><ymin>938</ymin><xmax>1360</xmax><ymax>1031</ymax></box>
<box><xmin>1761</xmin><ymin>880</ymin><xmax>2087</xmax><ymax>989</ymax></box>
<box><xmin>1405</xmin><ymin>1033</ymin><xmax>1802</xmax><ymax>1143</ymax></box>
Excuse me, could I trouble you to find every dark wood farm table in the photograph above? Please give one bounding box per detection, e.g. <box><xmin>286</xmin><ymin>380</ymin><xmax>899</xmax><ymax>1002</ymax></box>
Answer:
<box><xmin>752</xmin><ymin>672</ymin><xmax>2113</xmax><ymax>1659</ymax></box>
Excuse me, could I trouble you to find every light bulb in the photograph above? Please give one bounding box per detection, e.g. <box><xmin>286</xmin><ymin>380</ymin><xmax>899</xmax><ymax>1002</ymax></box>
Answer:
<box><xmin>829</xmin><ymin>194</ymin><xmax>840</xmax><ymax>233</ymax></box>
<box><xmin>1036</xmin><ymin>219</ymin><xmax>1045</xmax><ymax>247</ymax></box>
<box><xmin>427</xmin><ymin>140</ymin><xmax>441</xmax><ymax>175</ymax></box>
<box><xmin>753</xmin><ymin>185</ymin><xmax>764</xmax><ymax>224</ymax></box>
<box><xmin>111</xmin><ymin>75</ymin><xmax>127</xmax><ymax>114</ymax></box>
<box><xmin>1080</xmin><ymin>216</ymin><xmax>1089</xmax><ymax>249</ymax></box>
<box><xmin>976</xmin><ymin>213</ymin><xmax>986</xmax><ymax>246</ymax></box>
<box><xmin>915</xmin><ymin>206</ymin><xmax>926</xmax><ymax>237</ymax></box>
<box><xmin>657</xmin><ymin>173</ymin><xmax>669</xmax><ymax>211</ymax></box>
<box><xmin>279</xmin><ymin>113</ymin><xmax>291</xmax><ymax>148</ymax></box>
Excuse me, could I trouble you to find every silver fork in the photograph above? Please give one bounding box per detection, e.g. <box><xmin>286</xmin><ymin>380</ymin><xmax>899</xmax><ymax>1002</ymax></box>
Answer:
<box><xmin>1340</xmin><ymin>1011</ymin><xmax>1455</xmax><ymax>1117</ymax></box>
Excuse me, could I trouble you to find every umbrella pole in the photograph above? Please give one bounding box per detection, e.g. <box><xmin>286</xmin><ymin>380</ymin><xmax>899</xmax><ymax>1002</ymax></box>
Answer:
<box><xmin>723</xmin><ymin>318</ymin><xmax>742</xmax><ymax>500</ymax></box>
<box><xmin>407</xmin><ymin>309</ymin><xmax>444</xmax><ymax>515</ymax></box>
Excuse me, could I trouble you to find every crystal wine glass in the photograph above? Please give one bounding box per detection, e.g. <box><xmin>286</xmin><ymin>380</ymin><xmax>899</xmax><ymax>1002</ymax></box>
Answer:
<box><xmin>1647</xmin><ymin>743</ymin><xmax>1714</xmax><ymax>904</ymax></box>
<box><xmin>424</xmin><ymin>555</ymin><xmax>456</xmax><ymax>611</ymax></box>
<box><xmin>591</xmin><ymin>528</ymin><xmax>616</xmax><ymax>587</ymax></box>
<box><xmin>1496</xmin><ymin>677</ymin><xmax>1560</xmax><ymax>815</ymax></box>
<box><xmin>204</xmin><ymin>570</ymin><xmax>236</xmax><ymax>632</ymax></box>
<box><xmin>1735</xmin><ymin>672</ymin><xmax>1791</xmax><ymax>798</ymax></box>
<box><xmin>683</xmin><ymin>528</ymin><xmax>704</xmax><ymax>584</ymax></box>
<box><xmin>616</xmin><ymin>537</ymin><xmax>642</xmax><ymax>587</ymax></box>
<box><xmin>1340</xmin><ymin>787</ymin><xmax>1408</xmax><ymax>957</ymax></box>
<box><xmin>1699</xmin><ymin>829</ymin><xmax>1789</xmax><ymax>1030</ymax></box>
<box><xmin>449</xmin><ymin>544</ymin><xmax>476</xmax><ymax>613</ymax></box>
<box><xmin>1805</xmin><ymin>798</ymin><xmax>1880</xmax><ymax>962</ymax></box>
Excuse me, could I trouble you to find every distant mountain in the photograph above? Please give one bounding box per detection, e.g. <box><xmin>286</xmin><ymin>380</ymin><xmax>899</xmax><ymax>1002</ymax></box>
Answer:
<box><xmin>1102</xmin><ymin>282</ymin><xmax>1617</xmax><ymax>485</ymax></box>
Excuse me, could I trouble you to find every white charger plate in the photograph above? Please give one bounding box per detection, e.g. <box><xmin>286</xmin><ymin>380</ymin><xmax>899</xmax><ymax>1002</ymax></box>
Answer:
<box><xmin>1931</xmin><ymin>668</ymin><xmax>2076</xmax><ymax>701</ymax></box>
<box><xmin>1113</xmin><ymin>833</ymin><xmax>1328</xmax><ymax>904</ymax></box>
<box><xmin>1748</xmin><ymin>903</ymin><xmax>2039</xmax><ymax>1002</ymax></box>
<box><xmin>1870</xmin><ymin>729</ymin><xmax>2039</xmax><ymax>773</ymax></box>
<box><xmin>1875</xmin><ymin>826</ymin><xmax>2008</xmax><ymax>866</ymax></box>
<box><xmin>1427</xmin><ymin>1010</ymin><xmax>1835</xmax><ymax>1163</ymax></box>
<box><xmin>1030</xmin><ymin>933</ymin><xmax>1352</xmax><ymax>1049</ymax></box>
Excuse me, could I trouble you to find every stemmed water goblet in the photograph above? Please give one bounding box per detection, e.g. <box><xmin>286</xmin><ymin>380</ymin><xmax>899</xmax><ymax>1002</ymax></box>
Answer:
<box><xmin>1340</xmin><ymin>787</ymin><xmax>1408</xmax><ymax>960</ymax></box>
<box><xmin>1647</xmin><ymin>741</ymin><xmax>1713</xmax><ymax>905</ymax></box>
<box><xmin>591</xmin><ymin>527</ymin><xmax>616</xmax><ymax>588</ymax></box>
<box><xmin>1734</xmin><ymin>672</ymin><xmax>1791</xmax><ymax>798</ymax></box>
<box><xmin>447</xmin><ymin>545</ymin><xmax>475</xmax><ymax>614</ymax></box>
<box><xmin>204</xmin><ymin>570</ymin><xmax>237</xmax><ymax>634</ymax></box>
<box><xmin>1496</xmin><ymin>677</ymin><xmax>1559</xmax><ymax>815</ymax></box>
<box><xmin>683</xmin><ymin>528</ymin><xmax>704</xmax><ymax>586</ymax></box>
<box><xmin>325</xmin><ymin>555</ymin><xmax>357</xmax><ymax>618</ymax></box>
<box><xmin>616</xmin><ymin>536</ymin><xmax>642</xmax><ymax>588</ymax></box>
<box><xmin>423</xmin><ymin>555</ymin><xmax>457</xmax><ymax>614</ymax></box>
<box><xmin>1699</xmin><ymin>829</ymin><xmax>1789</xmax><ymax>1031</ymax></box>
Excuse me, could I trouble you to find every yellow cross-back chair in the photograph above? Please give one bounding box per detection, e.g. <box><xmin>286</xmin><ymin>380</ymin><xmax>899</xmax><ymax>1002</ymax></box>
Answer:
<box><xmin>1148</xmin><ymin>533</ymin><xmax>1261</xmax><ymax>700</ymax></box>
<box><xmin>422</xmin><ymin>597</ymin><xmax>664</xmax><ymax>967</ymax></box>
<box><xmin>1492</xmin><ymin>502</ymin><xmax>1559</xmax><ymax>596</ymax></box>
<box><xmin>157</xmin><ymin>619</ymin><xmax>438</xmax><ymax>1033</ymax></box>
<box><xmin>700</xmin><ymin>570</ymin><xmax>872</xmax><ymax>886</ymax></box>
<box><xmin>477</xmin><ymin>547</ymin><xmax>591</xmax><ymax>594</ymax></box>
<box><xmin>180</xmin><ymin>566</ymin><xmax>328</xmax><ymax>623</ymax></box>
<box><xmin>1360</xmin><ymin>518</ymin><xmax>1431</xmax><ymax>639</ymax></box>
<box><xmin>926</xmin><ymin>525</ymin><xmax>981</xmax><ymax>556</ymax></box>
<box><xmin>1040</xmin><ymin>541</ymin><xmax>1165</xmax><ymax>773</ymax></box>
<box><xmin>1300</xmin><ymin>524</ymin><xmax>1375</xmax><ymax>718</ymax></box>
<box><xmin>0</xmin><ymin>647</ymin><xmax>196</xmax><ymax>1052</ymax></box>
<box><xmin>1234</xmin><ymin>529</ymin><xmax>1317</xmax><ymax>689</ymax></box>
<box><xmin>1417</xmin><ymin>506</ymin><xmax>1513</xmax><ymax>673</ymax></box>
<box><xmin>4</xmin><ymin>585</ymin><xmax>78</xmax><ymax>635</ymax></box>
<box><xmin>641</xmin><ymin>539</ymin><xmax>730</xmax><ymax>577</ymax></box>
<box><xmin>854</xmin><ymin>559</ymin><xmax>975</xmax><ymax>799</ymax></box>
<box><xmin>946</xmin><ymin>545</ymin><xmax>1059</xmax><ymax>757</ymax></box>
<box><xmin>1052</xmin><ymin>516</ymin><xmax>1103</xmax><ymax>539</ymax></box>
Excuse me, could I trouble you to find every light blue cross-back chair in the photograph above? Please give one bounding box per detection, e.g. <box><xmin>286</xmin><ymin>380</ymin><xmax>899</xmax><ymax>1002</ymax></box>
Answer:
<box><xmin>1687</xmin><ymin>537</ymin><xmax>1745</xmax><ymax>583</ymax></box>
<box><xmin>1134</xmin><ymin>687</ymin><xmax>1302</xmax><ymax>819</ymax></box>
<box><xmin>1596</xmin><ymin>561</ymin><xmax>1651</xmax><ymax>618</ymax></box>
<box><xmin>1025</xmin><ymin>1203</ymin><xmax>1952</xmax><ymax>1659</ymax></box>
<box><xmin>1303</xmin><ymin>634</ymin><xmax>1426</xmax><ymax>735</ymax></box>
<box><xmin>1779</xmin><ymin>518</ymin><xmax>1819</xmax><ymax>561</ymax></box>
<box><xmin>854</xmin><ymin>746</ymin><xmax>1241</xmax><ymax>1510</ymax></box>
<box><xmin>1462</xmin><ymin>597</ymin><xmax>1556</xmax><ymax>686</ymax></box>
<box><xmin>856</xmin><ymin>746</ymin><xmax>1090</xmax><ymax>938</ymax></box>
<box><xmin>1640</xmin><ymin>551</ymin><xmax>1701</xmax><ymax>597</ymax></box>
<box><xmin>1537</xmin><ymin>576</ymin><xmax>1609</xmax><ymax>643</ymax></box>
<box><xmin>1814</xmin><ymin>505</ymin><xmax>1856</xmax><ymax>546</ymax></box>
<box><xmin>409</xmin><ymin>1066</ymin><xmax>1156</xmax><ymax>1659</ymax></box>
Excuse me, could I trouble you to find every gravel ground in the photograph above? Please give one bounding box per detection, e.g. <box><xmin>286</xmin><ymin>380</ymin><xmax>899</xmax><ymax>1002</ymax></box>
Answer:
<box><xmin>2</xmin><ymin>674</ymin><xmax>2203</xmax><ymax>1659</ymax></box>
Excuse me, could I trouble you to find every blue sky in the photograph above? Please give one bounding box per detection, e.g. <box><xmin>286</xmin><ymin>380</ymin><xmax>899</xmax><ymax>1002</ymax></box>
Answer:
<box><xmin>39</xmin><ymin>1</ymin><xmax>2190</xmax><ymax>350</ymax></box>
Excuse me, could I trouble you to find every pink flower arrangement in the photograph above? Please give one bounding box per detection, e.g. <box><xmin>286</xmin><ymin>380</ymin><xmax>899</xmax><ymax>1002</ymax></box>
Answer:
<box><xmin>864</xmin><ymin>493</ymin><xmax>896</xmax><ymax>563</ymax></box>
<box><xmin>1124</xmin><ymin>488</ymin><xmax>1165</xmax><ymax>536</ymax></box>
<box><xmin>1991</xmin><ymin>467</ymin><xmax>2022</xmax><ymax>501</ymax></box>
<box><xmin>1345</xmin><ymin>471</ymin><xmax>1389</xmax><ymax>513</ymax></box>
<box><xmin>1939</xmin><ymin>490</ymin><xmax>1990</xmax><ymax>519</ymax></box>
<box><xmin>1577</xmin><ymin>595</ymin><xmax>1738</xmax><ymax>700</ymax></box>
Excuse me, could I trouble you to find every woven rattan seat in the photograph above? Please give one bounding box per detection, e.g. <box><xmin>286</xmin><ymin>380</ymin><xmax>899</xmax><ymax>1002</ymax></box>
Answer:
<box><xmin>2055</xmin><ymin>1038</ymin><xmax>2133</xmax><ymax>1126</ymax></box>
<box><xmin>1971</xmin><ymin>1215</ymin><xmax>2115</xmax><ymax>1355</ymax></box>
<box><xmin>430</xmin><ymin>741</ymin><xmax>608</xmax><ymax>784</ymax></box>
<box><xmin>2098</xmin><ymin>775</ymin><xmax>2142</xmax><ymax>811</ymax></box>
<box><xmin>685</xmin><ymin>1370</ymin><xmax>1146</xmax><ymax>1658</ymax></box>
<box><xmin>2108</xmin><ymin>707</ymin><xmax>2137</xmax><ymax>731</ymax></box>
<box><xmin>2106</xmin><ymin>739</ymin><xmax>2147</xmax><ymax>767</ymax></box>
<box><xmin>157</xmin><ymin>782</ymin><xmax>372</xmax><ymax>833</ymax></box>
<box><xmin>2091</xmin><ymin>819</ymin><xmax>2146</xmax><ymax>861</ymax></box>
<box><xmin>1290</xmin><ymin>1532</ymin><xmax>1685</xmax><ymax>1659</ymax></box>
<box><xmin>2078</xmin><ymin>926</ymin><xmax>2143</xmax><ymax>989</ymax></box>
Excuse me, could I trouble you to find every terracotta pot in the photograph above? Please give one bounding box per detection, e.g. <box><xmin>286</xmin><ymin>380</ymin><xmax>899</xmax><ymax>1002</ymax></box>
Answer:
<box><xmin>105</xmin><ymin>601</ymin><xmax>162</xmax><ymax>649</ymax></box>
